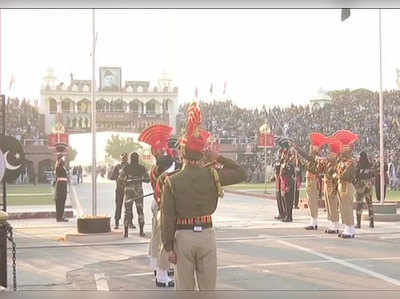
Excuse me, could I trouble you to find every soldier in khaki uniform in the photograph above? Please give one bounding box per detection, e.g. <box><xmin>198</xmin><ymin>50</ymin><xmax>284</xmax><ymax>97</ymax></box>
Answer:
<box><xmin>322</xmin><ymin>137</ymin><xmax>342</xmax><ymax>234</ymax></box>
<box><xmin>139</xmin><ymin>124</ymin><xmax>177</xmax><ymax>287</ymax></box>
<box><xmin>304</xmin><ymin>134</ymin><xmax>327</xmax><ymax>230</ymax></box>
<box><xmin>334</xmin><ymin>130</ymin><xmax>359</xmax><ymax>238</ymax></box>
<box><xmin>160</xmin><ymin>102</ymin><xmax>247</xmax><ymax>291</ymax></box>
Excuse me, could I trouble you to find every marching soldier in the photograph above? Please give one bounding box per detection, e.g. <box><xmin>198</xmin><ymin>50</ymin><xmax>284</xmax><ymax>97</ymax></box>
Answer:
<box><xmin>354</xmin><ymin>151</ymin><xmax>375</xmax><ymax>228</ymax></box>
<box><xmin>160</xmin><ymin>102</ymin><xmax>247</xmax><ymax>290</ymax></box>
<box><xmin>322</xmin><ymin>137</ymin><xmax>341</xmax><ymax>233</ymax></box>
<box><xmin>273</xmin><ymin>150</ymin><xmax>286</xmax><ymax>220</ymax></box>
<box><xmin>109</xmin><ymin>152</ymin><xmax>129</xmax><ymax>229</ymax></box>
<box><xmin>119</xmin><ymin>152</ymin><xmax>150</xmax><ymax>237</ymax></box>
<box><xmin>303</xmin><ymin>134</ymin><xmax>326</xmax><ymax>230</ymax></box>
<box><xmin>294</xmin><ymin>156</ymin><xmax>302</xmax><ymax>209</ymax></box>
<box><xmin>54</xmin><ymin>153</ymin><xmax>69</xmax><ymax>222</ymax></box>
<box><xmin>138</xmin><ymin>124</ymin><xmax>177</xmax><ymax>287</ymax></box>
<box><xmin>280</xmin><ymin>148</ymin><xmax>296</xmax><ymax>222</ymax></box>
<box><xmin>334</xmin><ymin>130</ymin><xmax>359</xmax><ymax>238</ymax></box>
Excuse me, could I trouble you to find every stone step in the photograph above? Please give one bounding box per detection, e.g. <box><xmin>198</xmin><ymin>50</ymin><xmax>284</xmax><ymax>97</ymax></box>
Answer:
<box><xmin>7</xmin><ymin>209</ymin><xmax>74</xmax><ymax>220</ymax></box>
<box><xmin>64</xmin><ymin>230</ymin><xmax>126</xmax><ymax>243</ymax></box>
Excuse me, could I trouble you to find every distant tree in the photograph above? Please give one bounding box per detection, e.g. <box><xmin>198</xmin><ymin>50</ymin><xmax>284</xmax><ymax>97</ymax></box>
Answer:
<box><xmin>105</xmin><ymin>135</ymin><xmax>143</xmax><ymax>161</ymax></box>
<box><xmin>67</xmin><ymin>147</ymin><xmax>78</xmax><ymax>162</ymax></box>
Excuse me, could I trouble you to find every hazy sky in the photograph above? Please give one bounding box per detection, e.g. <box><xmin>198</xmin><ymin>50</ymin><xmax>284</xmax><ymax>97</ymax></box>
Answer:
<box><xmin>2</xmin><ymin>9</ymin><xmax>400</xmax><ymax>109</ymax></box>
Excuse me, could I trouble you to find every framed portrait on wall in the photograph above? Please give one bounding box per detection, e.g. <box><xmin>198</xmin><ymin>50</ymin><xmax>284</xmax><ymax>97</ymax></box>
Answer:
<box><xmin>99</xmin><ymin>67</ymin><xmax>121</xmax><ymax>91</ymax></box>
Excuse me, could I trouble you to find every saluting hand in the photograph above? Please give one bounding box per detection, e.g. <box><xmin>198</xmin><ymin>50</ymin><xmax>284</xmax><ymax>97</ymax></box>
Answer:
<box><xmin>168</xmin><ymin>250</ymin><xmax>177</xmax><ymax>264</ymax></box>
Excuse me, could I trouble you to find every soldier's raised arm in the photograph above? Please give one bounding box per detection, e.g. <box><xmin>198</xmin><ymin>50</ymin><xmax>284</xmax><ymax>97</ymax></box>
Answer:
<box><xmin>215</xmin><ymin>155</ymin><xmax>247</xmax><ymax>186</ymax></box>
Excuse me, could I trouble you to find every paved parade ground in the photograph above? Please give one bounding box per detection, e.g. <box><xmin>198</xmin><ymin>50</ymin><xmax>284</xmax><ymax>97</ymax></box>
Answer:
<box><xmin>6</xmin><ymin>180</ymin><xmax>400</xmax><ymax>292</ymax></box>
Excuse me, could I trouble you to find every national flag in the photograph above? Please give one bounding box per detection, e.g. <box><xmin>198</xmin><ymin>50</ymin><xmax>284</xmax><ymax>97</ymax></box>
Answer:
<box><xmin>9</xmin><ymin>73</ymin><xmax>16</xmax><ymax>91</ymax></box>
<box><xmin>209</xmin><ymin>83</ymin><xmax>213</xmax><ymax>94</ymax></box>
<box><xmin>223</xmin><ymin>81</ymin><xmax>227</xmax><ymax>94</ymax></box>
<box><xmin>396</xmin><ymin>68</ymin><xmax>400</xmax><ymax>88</ymax></box>
<box><xmin>194</xmin><ymin>87</ymin><xmax>198</xmax><ymax>99</ymax></box>
<box><xmin>341</xmin><ymin>8</ymin><xmax>351</xmax><ymax>22</ymax></box>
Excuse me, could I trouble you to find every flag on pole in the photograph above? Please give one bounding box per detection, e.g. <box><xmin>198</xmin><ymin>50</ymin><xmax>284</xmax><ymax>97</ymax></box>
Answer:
<box><xmin>209</xmin><ymin>83</ymin><xmax>213</xmax><ymax>95</ymax></box>
<box><xmin>9</xmin><ymin>73</ymin><xmax>15</xmax><ymax>91</ymax></box>
<box><xmin>341</xmin><ymin>8</ymin><xmax>351</xmax><ymax>22</ymax></box>
<box><xmin>194</xmin><ymin>87</ymin><xmax>198</xmax><ymax>100</ymax></box>
<box><xmin>396</xmin><ymin>68</ymin><xmax>400</xmax><ymax>89</ymax></box>
<box><xmin>223</xmin><ymin>81</ymin><xmax>227</xmax><ymax>94</ymax></box>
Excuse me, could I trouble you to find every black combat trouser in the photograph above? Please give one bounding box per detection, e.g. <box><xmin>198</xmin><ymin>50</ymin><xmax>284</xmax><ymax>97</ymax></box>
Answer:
<box><xmin>55</xmin><ymin>181</ymin><xmax>67</xmax><ymax>220</ymax></box>
<box><xmin>294</xmin><ymin>189</ymin><xmax>300</xmax><ymax>208</ymax></box>
<box><xmin>283</xmin><ymin>187</ymin><xmax>294</xmax><ymax>221</ymax></box>
<box><xmin>124</xmin><ymin>186</ymin><xmax>145</xmax><ymax>227</ymax></box>
<box><xmin>114</xmin><ymin>187</ymin><xmax>124</xmax><ymax>222</ymax></box>
<box><xmin>276</xmin><ymin>191</ymin><xmax>286</xmax><ymax>218</ymax></box>
<box><xmin>356</xmin><ymin>192</ymin><xmax>374</xmax><ymax>219</ymax></box>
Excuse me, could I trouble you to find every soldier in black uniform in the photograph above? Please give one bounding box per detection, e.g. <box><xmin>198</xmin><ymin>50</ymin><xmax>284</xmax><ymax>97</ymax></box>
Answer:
<box><xmin>119</xmin><ymin>152</ymin><xmax>150</xmax><ymax>237</ymax></box>
<box><xmin>273</xmin><ymin>151</ymin><xmax>286</xmax><ymax>220</ymax></box>
<box><xmin>280</xmin><ymin>149</ymin><xmax>296</xmax><ymax>222</ymax></box>
<box><xmin>110</xmin><ymin>152</ymin><xmax>129</xmax><ymax>229</ymax></box>
<box><xmin>54</xmin><ymin>153</ymin><xmax>69</xmax><ymax>222</ymax></box>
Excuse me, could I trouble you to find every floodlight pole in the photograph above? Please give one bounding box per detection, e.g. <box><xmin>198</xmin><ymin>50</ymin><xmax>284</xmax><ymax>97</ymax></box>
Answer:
<box><xmin>378</xmin><ymin>9</ymin><xmax>384</xmax><ymax>205</ymax></box>
<box><xmin>91</xmin><ymin>9</ymin><xmax>97</xmax><ymax>216</ymax></box>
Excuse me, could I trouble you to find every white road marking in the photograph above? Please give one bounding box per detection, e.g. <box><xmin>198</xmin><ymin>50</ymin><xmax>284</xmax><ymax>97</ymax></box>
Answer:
<box><xmin>278</xmin><ymin>239</ymin><xmax>400</xmax><ymax>286</ymax></box>
<box><xmin>125</xmin><ymin>272</ymin><xmax>154</xmax><ymax>277</ymax></box>
<box><xmin>121</xmin><ymin>256</ymin><xmax>400</xmax><ymax>278</ymax></box>
<box><xmin>94</xmin><ymin>273</ymin><xmax>109</xmax><ymax>291</ymax></box>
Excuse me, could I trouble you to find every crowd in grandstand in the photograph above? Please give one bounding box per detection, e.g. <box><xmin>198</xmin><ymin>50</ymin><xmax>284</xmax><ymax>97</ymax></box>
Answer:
<box><xmin>3</xmin><ymin>97</ymin><xmax>43</xmax><ymax>142</ymax></box>
<box><xmin>178</xmin><ymin>89</ymin><xmax>400</xmax><ymax>189</ymax></box>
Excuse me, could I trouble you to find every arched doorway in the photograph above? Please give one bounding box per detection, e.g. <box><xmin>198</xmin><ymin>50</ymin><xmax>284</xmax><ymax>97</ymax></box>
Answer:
<box><xmin>96</xmin><ymin>99</ymin><xmax>109</xmax><ymax>112</ymax></box>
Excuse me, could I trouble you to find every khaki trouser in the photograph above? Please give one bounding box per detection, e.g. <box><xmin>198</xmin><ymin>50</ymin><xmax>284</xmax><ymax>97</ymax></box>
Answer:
<box><xmin>306</xmin><ymin>173</ymin><xmax>319</xmax><ymax>219</ymax></box>
<box><xmin>149</xmin><ymin>211</ymin><xmax>169</xmax><ymax>270</ymax></box>
<box><xmin>174</xmin><ymin>228</ymin><xmax>217</xmax><ymax>290</ymax></box>
<box><xmin>323</xmin><ymin>180</ymin><xmax>339</xmax><ymax>223</ymax></box>
<box><xmin>338</xmin><ymin>181</ymin><xmax>355</xmax><ymax>226</ymax></box>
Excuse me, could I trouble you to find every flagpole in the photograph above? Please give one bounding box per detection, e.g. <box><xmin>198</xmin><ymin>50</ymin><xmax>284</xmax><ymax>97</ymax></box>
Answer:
<box><xmin>91</xmin><ymin>9</ymin><xmax>97</xmax><ymax>216</ymax></box>
<box><xmin>378</xmin><ymin>9</ymin><xmax>384</xmax><ymax>205</ymax></box>
<box><xmin>264</xmin><ymin>127</ymin><xmax>267</xmax><ymax>194</ymax></box>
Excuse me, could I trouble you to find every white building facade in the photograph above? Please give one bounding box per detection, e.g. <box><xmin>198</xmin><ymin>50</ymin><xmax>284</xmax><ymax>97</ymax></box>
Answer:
<box><xmin>40</xmin><ymin>68</ymin><xmax>178</xmax><ymax>134</ymax></box>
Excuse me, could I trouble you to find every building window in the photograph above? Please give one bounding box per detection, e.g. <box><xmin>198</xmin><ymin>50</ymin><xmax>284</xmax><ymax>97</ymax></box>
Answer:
<box><xmin>62</xmin><ymin>100</ymin><xmax>73</xmax><ymax>113</ymax></box>
<box><xmin>130</xmin><ymin>101</ymin><xmax>140</xmax><ymax>113</ymax></box>
<box><xmin>146</xmin><ymin>101</ymin><xmax>156</xmax><ymax>114</ymax></box>
<box><xmin>49</xmin><ymin>99</ymin><xmax>57</xmax><ymax>114</ymax></box>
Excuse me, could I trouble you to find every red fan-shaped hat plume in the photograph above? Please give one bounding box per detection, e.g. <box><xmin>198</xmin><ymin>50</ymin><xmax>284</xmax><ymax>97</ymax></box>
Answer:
<box><xmin>311</xmin><ymin>132</ymin><xmax>328</xmax><ymax>148</ymax></box>
<box><xmin>138</xmin><ymin>124</ymin><xmax>173</xmax><ymax>156</ymax></box>
<box><xmin>327</xmin><ymin>136</ymin><xmax>343</xmax><ymax>155</ymax></box>
<box><xmin>181</xmin><ymin>102</ymin><xmax>210</xmax><ymax>153</ymax></box>
<box><xmin>333</xmin><ymin>130</ymin><xmax>359</xmax><ymax>146</ymax></box>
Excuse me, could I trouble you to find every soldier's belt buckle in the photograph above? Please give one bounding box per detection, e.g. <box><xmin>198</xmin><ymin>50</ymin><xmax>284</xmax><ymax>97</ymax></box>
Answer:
<box><xmin>193</xmin><ymin>225</ymin><xmax>203</xmax><ymax>232</ymax></box>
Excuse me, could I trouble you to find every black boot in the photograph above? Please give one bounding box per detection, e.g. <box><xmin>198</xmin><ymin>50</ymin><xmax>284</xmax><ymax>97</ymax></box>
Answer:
<box><xmin>355</xmin><ymin>214</ymin><xmax>361</xmax><ymax>229</ymax></box>
<box><xmin>124</xmin><ymin>225</ymin><xmax>129</xmax><ymax>238</ymax></box>
<box><xmin>114</xmin><ymin>220</ymin><xmax>119</xmax><ymax>229</ymax></box>
<box><xmin>139</xmin><ymin>223</ymin><xmax>145</xmax><ymax>237</ymax></box>
<box><xmin>369</xmin><ymin>217</ymin><xmax>374</xmax><ymax>228</ymax></box>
